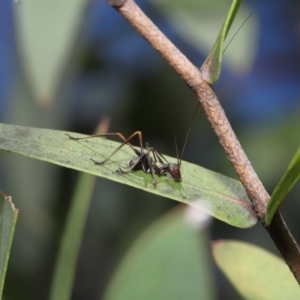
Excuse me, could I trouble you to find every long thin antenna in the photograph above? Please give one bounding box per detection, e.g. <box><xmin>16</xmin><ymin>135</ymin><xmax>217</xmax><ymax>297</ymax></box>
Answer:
<box><xmin>222</xmin><ymin>12</ymin><xmax>253</xmax><ymax>54</ymax></box>
<box><xmin>179</xmin><ymin>102</ymin><xmax>200</xmax><ymax>165</ymax></box>
<box><xmin>176</xmin><ymin>14</ymin><xmax>252</xmax><ymax>166</ymax></box>
<box><xmin>171</xmin><ymin>125</ymin><xmax>180</xmax><ymax>166</ymax></box>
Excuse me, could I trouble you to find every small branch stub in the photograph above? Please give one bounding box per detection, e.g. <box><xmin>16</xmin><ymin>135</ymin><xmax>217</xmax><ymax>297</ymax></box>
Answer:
<box><xmin>108</xmin><ymin>0</ymin><xmax>126</xmax><ymax>8</ymax></box>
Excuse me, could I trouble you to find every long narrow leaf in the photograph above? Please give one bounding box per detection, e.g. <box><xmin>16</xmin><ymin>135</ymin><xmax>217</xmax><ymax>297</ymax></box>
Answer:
<box><xmin>200</xmin><ymin>0</ymin><xmax>242</xmax><ymax>83</ymax></box>
<box><xmin>152</xmin><ymin>0</ymin><xmax>255</xmax><ymax>74</ymax></box>
<box><xmin>0</xmin><ymin>192</ymin><xmax>18</xmax><ymax>297</ymax></box>
<box><xmin>0</xmin><ymin>123</ymin><xmax>257</xmax><ymax>228</ymax></box>
<box><xmin>266</xmin><ymin>147</ymin><xmax>300</xmax><ymax>226</ymax></box>
<box><xmin>49</xmin><ymin>174</ymin><xmax>96</xmax><ymax>300</ymax></box>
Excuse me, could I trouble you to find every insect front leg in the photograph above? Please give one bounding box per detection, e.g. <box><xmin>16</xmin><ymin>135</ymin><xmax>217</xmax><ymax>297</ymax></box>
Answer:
<box><xmin>117</xmin><ymin>151</ymin><xmax>158</xmax><ymax>187</ymax></box>
<box><xmin>146</xmin><ymin>153</ymin><xmax>159</xmax><ymax>186</ymax></box>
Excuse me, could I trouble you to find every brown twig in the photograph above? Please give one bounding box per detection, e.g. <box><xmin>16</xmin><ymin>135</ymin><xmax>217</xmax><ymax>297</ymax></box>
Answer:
<box><xmin>107</xmin><ymin>0</ymin><xmax>300</xmax><ymax>283</ymax></box>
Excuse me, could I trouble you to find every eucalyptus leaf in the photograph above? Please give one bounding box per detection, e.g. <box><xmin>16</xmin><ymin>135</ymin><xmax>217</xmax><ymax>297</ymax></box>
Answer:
<box><xmin>152</xmin><ymin>0</ymin><xmax>256</xmax><ymax>81</ymax></box>
<box><xmin>266</xmin><ymin>147</ymin><xmax>300</xmax><ymax>226</ymax></box>
<box><xmin>200</xmin><ymin>0</ymin><xmax>242</xmax><ymax>82</ymax></box>
<box><xmin>13</xmin><ymin>0</ymin><xmax>87</xmax><ymax>103</ymax></box>
<box><xmin>0</xmin><ymin>123</ymin><xmax>257</xmax><ymax>228</ymax></box>
<box><xmin>104</xmin><ymin>207</ymin><xmax>215</xmax><ymax>300</ymax></box>
<box><xmin>213</xmin><ymin>240</ymin><xmax>300</xmax><ymax>299</ymax></box>
<box><xmin>0</xmin><ymin>192</ymin><xmax>18</xmax><ymax>297</ymax></box>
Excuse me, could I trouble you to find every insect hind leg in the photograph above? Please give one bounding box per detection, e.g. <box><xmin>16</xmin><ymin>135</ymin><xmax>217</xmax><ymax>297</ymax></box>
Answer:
<box><xmin>92</xmin><ymin>131</ymin><xmax>144</xmax><ymax>165</ymax></box>
<box><xmin>67</xmin><ymin>131</ymin><xmax>144</xmax><ymax>164</ymax></box>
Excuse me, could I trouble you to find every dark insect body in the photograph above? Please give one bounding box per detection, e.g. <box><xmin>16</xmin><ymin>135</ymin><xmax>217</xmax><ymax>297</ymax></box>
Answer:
<box><xmin>66</xmin><ymin>131</ymin><xmax>183</xmax><ymax>186</ymax></box>
<box><xmin>67</xmin><ymin>98</ymin><xmax>199</xmax><ymax>186</ymax></box>
<box><xmin>67</xmin><ymin>15</ymin><xmax>252</xmax><ymax>185</ymax></box>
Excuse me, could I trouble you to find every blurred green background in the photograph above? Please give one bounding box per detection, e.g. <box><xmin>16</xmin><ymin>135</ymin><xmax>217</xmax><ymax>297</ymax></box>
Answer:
<box><xmin>1</xmin><ymin>0</ymin><xmax>300</xmax><ymax>299</ymax></box>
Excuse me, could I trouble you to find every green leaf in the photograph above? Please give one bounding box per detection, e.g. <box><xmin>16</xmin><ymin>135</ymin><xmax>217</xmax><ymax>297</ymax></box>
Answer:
<box><xmin>152</xmin><ymin>0</ymin><xmax>256</xmax><ymax>77</ymax></box>
<box><xmin>0</xmin><ymin>123</ymin><xmax>257</xmax><ymax>228</ymax></box>
<box><xmin>266</xmin><ymin>147</ymin><xmax>300</xmax><ymax>226</ymax></box>
<box><xmin>49</xmin><ymin>173</ymin><xmax>96</xmax><ymax>300</ymax></box>
<box><xmin>212</xmin><ymin>240</ymin><xmax>300</xmax><ymax>300</ymax></box>
<box><xmin>0</xmin><ymin>192</ymin><xmax>18</xmax><ymax>297</ymax></box>
<box><xmin>104</xmin><ymin>207</ymin><xmax>216</xmax><ymax>300</ymax></box>
<box><xmin>200</xmin><ymin>0</ymin><xmax>242</xmax><ymax>83</ymax></box>
<box><xmin>14</xmin><ymin>0</ymin><xmax>87</xmax><ymax>103</ymax></box>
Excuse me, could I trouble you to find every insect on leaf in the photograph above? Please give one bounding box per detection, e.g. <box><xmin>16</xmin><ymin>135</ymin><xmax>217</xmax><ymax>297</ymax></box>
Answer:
<box><xmin>0</xmin><ymin>123</ymin><xmax>257</xmax><ymax>228</ymax></box>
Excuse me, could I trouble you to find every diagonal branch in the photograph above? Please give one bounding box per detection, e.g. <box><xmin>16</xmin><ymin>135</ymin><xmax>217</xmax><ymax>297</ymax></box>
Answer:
<box><xmin>107</xmin><ymin>0</ymin><xmax>300</xmax><ymax>283</ymax></box>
